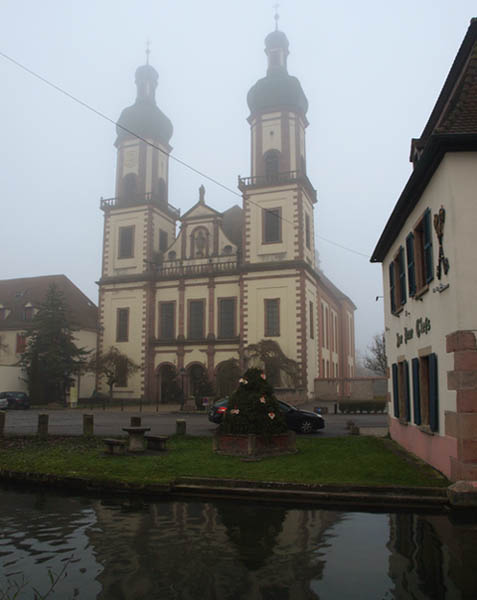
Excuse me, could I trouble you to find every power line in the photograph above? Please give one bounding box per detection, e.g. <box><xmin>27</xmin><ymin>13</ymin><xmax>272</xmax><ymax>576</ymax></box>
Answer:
<box><xmin>0</xmin><ymin>49</ymin><xmax>370</xmax><ymax>260</ymax></box>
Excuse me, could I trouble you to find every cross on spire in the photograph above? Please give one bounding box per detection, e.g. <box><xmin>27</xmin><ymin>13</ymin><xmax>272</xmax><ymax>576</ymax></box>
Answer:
<box><xmin>145</xmin><ymin>39</ymin><xmax>151</xmax><ymax>65</ymax></box>
<box><xmin>273</xmin><ymin>3</ymin><xmax>280</xmax><ymax>30</ymax></box>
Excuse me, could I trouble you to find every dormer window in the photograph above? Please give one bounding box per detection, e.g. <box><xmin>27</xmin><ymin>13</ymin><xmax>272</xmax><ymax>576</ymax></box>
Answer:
<box><xmin>168</xmin><ymin>250</ymin><xmax>177</xmax><ymax>261</ymax></box>
<box><xmin>23</xmin><ymin>306</ymin><xmax>34</xmax><ymax>321</ymax></box>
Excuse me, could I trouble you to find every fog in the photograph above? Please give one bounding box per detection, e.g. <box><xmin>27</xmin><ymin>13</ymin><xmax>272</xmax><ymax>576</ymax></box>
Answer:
<box><xmin>1</xmin><ymin>1</ymin><xmax>475</xmax><ymax>354</ymax></box>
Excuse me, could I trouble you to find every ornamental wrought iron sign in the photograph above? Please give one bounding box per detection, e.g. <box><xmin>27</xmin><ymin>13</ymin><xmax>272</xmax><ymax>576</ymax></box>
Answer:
<box><xmin>433</xmin><ymin>206</ymin><xmax>450</xmax><ymax>280</ymax></box>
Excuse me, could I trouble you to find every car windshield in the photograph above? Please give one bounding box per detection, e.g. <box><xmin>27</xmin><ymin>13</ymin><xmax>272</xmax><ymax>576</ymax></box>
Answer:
<box><xmin>9</xmin><ymin>392</ymin><xmax>26</xmax><ymax>398</ymax></box>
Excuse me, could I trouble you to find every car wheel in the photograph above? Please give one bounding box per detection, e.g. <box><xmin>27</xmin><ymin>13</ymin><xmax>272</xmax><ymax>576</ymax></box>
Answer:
<box><xmin>300</xmin><ymin>420</ymin><xmax>314</xmax><ymax>434</ymax></box>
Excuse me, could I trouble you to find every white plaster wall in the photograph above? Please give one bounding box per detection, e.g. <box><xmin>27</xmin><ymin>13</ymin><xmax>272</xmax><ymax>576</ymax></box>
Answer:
<box><xmin>381</xmin><ymin>154</ymin><xmax>477</xmax><ymax>428</ymax></box>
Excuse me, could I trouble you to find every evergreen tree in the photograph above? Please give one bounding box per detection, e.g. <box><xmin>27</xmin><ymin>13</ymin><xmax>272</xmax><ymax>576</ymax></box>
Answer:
<box><xmin>219</xmin><ymin>367</ymin><xmax>287</xmax><ymax>435</ymax></box>
<box><xmin>21</xmin><ymin>284</ymin><xmax>90</xmax><ymax>404</ymax></box>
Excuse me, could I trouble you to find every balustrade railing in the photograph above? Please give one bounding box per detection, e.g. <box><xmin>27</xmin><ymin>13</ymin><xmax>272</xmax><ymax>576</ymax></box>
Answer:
<box><xmin>157</xmin><ymin>260</ymin><xmax>238</xmax><ymax>278</ymax></box>
<box><xmin>238</xmin><ymin>171</ymin><xmax>316</xmax><ymax>202</ymax></box>
<box><xmin>100</xmin><ymin>193</ymin><xmax>180</xmax><ymax>217</ymax></box>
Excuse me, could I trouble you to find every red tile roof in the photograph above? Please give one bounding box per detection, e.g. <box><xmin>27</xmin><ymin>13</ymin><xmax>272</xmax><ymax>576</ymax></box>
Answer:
<box><xmin>0</xmin><ymin>275</ymin><xmax>98</xmax><ymax>331</ymax></box>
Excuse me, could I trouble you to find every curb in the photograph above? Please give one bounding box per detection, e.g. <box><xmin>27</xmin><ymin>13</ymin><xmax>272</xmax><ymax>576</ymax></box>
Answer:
<box><xmin>0</xmin><ymin>470</ymin><xmax>448</xmax><ymax>511</ymax></box>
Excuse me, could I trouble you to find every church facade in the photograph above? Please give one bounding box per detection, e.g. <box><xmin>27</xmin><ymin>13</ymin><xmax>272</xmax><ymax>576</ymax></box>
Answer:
<box><xmin>97</xmin><ymin>28</ymin><xmax>355</xmax><ymax>402</ymax></box>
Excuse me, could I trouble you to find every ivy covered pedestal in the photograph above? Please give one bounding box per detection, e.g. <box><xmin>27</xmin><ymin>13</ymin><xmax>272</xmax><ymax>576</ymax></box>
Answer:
<box><xmin>214</xmin><ymin>367</ymin><xmax>296</xmax><ymax>457</ymax></box>
<box><xmin>213</xmin><ymin>431</ymin><xmax>296</xmax><ymax>457</ymax></box>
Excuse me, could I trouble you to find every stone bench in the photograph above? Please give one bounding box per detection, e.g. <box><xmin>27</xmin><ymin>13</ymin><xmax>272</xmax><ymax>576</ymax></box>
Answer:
<box><xmin>103</xmin><ymin>438</ymin><xmax>127</xmax><ymax>455</ymax></box>
<box><xmin>145</xmin><ymin>435</ymin><xmax>169</xmax><ymax>451</ymax></box>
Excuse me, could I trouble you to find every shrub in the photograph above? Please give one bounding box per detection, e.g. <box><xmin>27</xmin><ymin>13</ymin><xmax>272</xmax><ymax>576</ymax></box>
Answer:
<box><xmin>219</xmin><ymin>368</ymin><xmax>288</xmax><ymax>435</ymax></box>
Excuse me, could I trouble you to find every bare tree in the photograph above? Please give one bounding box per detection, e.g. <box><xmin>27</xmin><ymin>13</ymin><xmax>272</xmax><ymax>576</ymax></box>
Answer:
<box><xmin>363</xmin><ymin>332</ymin><xmax>387</xmax><ymax>376</ymax></box>
<box><xmin>88</xmin><ymin>347</ymin><xmax>140</xmax><ymax>403</ymax></box>
<box><xmin>245</xmin><ymin>339</ymin><xmax>300</xmax><ymax>388</ymax></box>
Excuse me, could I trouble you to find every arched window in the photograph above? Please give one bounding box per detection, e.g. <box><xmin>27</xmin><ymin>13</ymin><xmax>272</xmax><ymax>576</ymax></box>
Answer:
<box><xmin>264</xmin><ymin>150</ymin><xmax>280</xmax><ymax>182</ymax></box>
<box><xmin>121</xmin><ymin>173</ymin><xmax>137</xmax><ymax>204</ymax></box>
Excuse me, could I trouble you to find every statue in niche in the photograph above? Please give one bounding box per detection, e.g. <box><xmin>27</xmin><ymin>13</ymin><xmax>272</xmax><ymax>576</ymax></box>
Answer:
<box><xmin>194</xmin><ymin>229</ymin><xmax>208</xmax><ymax>257</ymax></box>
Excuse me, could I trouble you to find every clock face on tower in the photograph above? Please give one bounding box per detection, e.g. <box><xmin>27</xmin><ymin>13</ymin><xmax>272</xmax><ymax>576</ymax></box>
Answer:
<box><xmin>124</xmin><ymin>148</ymin><xmax>138</xmax><ymax>171</ymax></box>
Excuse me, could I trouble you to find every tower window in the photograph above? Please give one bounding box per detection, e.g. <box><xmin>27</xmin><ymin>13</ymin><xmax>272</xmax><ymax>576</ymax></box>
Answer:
<box><xmin>264</xmin><ymin>150</ymin><xmax>280</xmax><ymax>181</ymax></box>
<box><xmin>264</xmin><ymin>299</ymin><xmax>280</xmax><ymax>337</ymax></box>
<box><xmin>118</xmin><ymin>226</ymin><xmax>135</xmax><ymax>259</ymax></box>
<box><xmin>263</xmin><ymin>207</ymin><xmax>281</xmax><ymax>243</ymax></box>
<box><xmin>159</xmin><ymin>229</ymin><xmax>168</xmax><ymax>252</ymax></box>
<box><xmin>305</xmin><ymin>214</ymin><xmax>311</xmax><ymax>249</ymax></box>
<box><xmin>116</xmin><ymin>308</ymin><xmax>129</xmax><ymax>342</ymax></box>
<box><xmin>122</xmin><ymin>173</ymin><xmax>137</xmax><ymax>200</ymax></box>
<box><xmin>157</xmin><ymin>178</ymin><xmax>167</xmax><ymax>204</ymax></box>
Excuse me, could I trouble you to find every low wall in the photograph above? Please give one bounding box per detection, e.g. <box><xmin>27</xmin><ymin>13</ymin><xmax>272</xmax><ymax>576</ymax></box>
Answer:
<box><xmin>314</xmin><ymin>377</ymin><xmax>387</xmax><ymax>402</ymax></box>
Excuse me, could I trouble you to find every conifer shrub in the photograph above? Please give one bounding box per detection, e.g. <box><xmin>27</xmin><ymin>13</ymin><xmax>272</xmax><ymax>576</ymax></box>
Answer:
<box><xmin>219</xmin><ymin>368</ymin><xmax>288</xmax><ymax>435</ymax></box>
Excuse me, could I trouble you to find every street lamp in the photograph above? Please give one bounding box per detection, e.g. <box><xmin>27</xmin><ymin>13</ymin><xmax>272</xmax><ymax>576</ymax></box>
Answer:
<box><xmin>180</xmin><ymin>367</ymin><xmax>186</xmax><ymax>409</ymax></box>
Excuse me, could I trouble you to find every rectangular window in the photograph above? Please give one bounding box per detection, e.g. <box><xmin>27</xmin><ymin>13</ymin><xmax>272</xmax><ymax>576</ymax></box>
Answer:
<box><xmin>305</xmin><ymin>214</ymin><xmax>311</xmax><ymax>249</ymax></box>
<box><xmin>16</xmin><ymin>333</ymin><xmax>26</xmax><ymax>354</ymax></box>
<box><xmin>412</xmin><ymin>353</ymin><xmax>439</xmax><ymax>432</ymax></box>
<box><xmin>159</xmin><ymin>229</ymin><xmax>168</xmax><ymax>252</ymax></box>
<box><xmin>118</xmin><ymin>226</ymin><xmax>135</xmax><ymax>259</ymax></box>
<box><xmin>325</xmin><ymin>307</ymin><xmax>329</xmax><ymax>348</ymax></box>
<box><xmin>392</xmin><ymin>360</ymin><xmax>411</xmax><ymax>421</ymax></box>
<box><xmin>115</xmin><ymin>367</ymin><xmax>128</xmax><ymax>388</ymax></box>
<box><xmin>189</xmin><ymin>300</ymin><xmax>205</xmax><ymax>339</ymax></box>
<box><xmin>309</xmin><ymin>301</ymin><xmax>314</xmax><ymax>338</ymax></box>
<box><xmin>264</xmin><ymin>298</ymin><xmax>280</xmax><ymax>336</ymax></box>
<box><xmin>159</xmin><ymin>302</ymin><xmax>175</xmax><ymax>340</ymax></box>
<box><xmin>263</xmin><ymin>208</ymin><xmax>281</xmax><ymax>243</ymax></box>
<box><xmin>412</xmin><ymin>208</ymin><xmax>434</xmax><ymax>294</ymax></box>
<box><xmin>116</xmin><ymin>308</ymin><xmax>129</xmax><ymax>342</ymax></box>
<box><xmin>218</xmin><ymin>298</ymin><xmax>236</xmax><ymax>338</ymax></box>
<box><xmin>390</xmin><ymin>246</ymin><xmax>406</xmax><ymax>314</ymax></box>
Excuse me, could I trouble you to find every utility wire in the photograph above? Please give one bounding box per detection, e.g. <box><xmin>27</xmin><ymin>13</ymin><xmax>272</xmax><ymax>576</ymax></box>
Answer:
<box><xmin>0</xmin><ymin>50</ymin><xmax>370</xmax><ymax>260</ymax></box>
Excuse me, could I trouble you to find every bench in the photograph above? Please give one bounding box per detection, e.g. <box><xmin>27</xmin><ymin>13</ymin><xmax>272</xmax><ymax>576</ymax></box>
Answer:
<box><xmin>145</xmin><ymin>435</ymin><xmax>169</xmax><ymax>451</ymax></box>
<box><xmin>103</xmin><ymin>438</ymin><xmax>127</xmax><ymax>455</ymax></box>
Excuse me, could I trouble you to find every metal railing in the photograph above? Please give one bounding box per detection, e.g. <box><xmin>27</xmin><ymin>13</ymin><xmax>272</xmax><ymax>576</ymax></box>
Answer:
<box><xmin>238</xmin><ymin>171</ymin><xmax>317</xmax><ymax>202</ymax></box>
<box><xmin>100</xmin><ymin>193</ymin><xmax>180</xmax><ymax>217</ymax></box>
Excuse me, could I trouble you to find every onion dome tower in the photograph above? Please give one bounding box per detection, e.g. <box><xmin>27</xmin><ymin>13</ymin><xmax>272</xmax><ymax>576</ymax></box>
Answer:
<box><xmin>245</xmin><ymin>24</ymin><xmax>309</xmax><ymax>178</ymax></box>
<box><xmin>113</xmin><ymin>57</ymin><xmax>173</xmax><ymax>207</ymax></box>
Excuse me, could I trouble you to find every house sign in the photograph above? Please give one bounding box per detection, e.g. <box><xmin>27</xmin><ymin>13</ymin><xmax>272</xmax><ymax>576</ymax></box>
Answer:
<box><xmin>396</xmin><ymin>317</ymin><xmax>431</xmax><ymax>347</ymax></box>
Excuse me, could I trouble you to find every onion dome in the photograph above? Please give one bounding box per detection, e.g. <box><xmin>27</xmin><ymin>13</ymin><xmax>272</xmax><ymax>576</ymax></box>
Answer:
<box><xmin>247</xmin><ymin>29</ymin><xmax>308</xmax><ymax>116</ymax></box>
<box><xmin>115</xmin><ymin>63</ymin><xmax>173</xmax><ymax>147</ymax></box>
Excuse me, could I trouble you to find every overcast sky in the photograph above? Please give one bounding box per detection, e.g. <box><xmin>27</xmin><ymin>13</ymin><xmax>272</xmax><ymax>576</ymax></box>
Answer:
<box><xmin>1</xmin><ymin>1</ymin><xmax>475</xmax><ymax>354</ymax></box>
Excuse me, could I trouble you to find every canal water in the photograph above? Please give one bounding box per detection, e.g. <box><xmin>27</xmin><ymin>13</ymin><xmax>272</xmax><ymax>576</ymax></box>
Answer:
<box><xmin>0</xmin><ymin>485</ymin><xmax>476</xmax><ymax>599</ymax></box>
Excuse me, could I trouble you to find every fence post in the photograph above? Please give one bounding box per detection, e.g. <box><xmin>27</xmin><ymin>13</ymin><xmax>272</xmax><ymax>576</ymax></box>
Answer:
<box><xmin>0</xmin><ymin>411</ymin><xmax>5</xmax><ymax>436</ymax></box>
<box><xmin>38</xmin><ymin>414</ymin><xmax>49</xmax><ymax>437</ymax></box>
<box><xmin>176</xmin><ymin>419</ymin><xmax>186</xmax><ymax>435</ymax></box>
<box><xmin>83</xmin><ymin>414</ymin><xmax>94</xmax><ymax>436</ymax></box>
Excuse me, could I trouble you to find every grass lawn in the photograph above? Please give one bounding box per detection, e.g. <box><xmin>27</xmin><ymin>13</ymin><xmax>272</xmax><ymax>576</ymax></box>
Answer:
<box><xmin>0</xmin><ymin>435</ymin><xmax>449</xmax><ymax>488</ymax></box>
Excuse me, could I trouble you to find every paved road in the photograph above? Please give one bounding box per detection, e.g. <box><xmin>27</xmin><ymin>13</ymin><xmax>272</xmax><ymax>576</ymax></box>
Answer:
<box><xmin>1</xmin><ymin>407</ymin><xmax>388</xmax><ymax>438</ymax></box>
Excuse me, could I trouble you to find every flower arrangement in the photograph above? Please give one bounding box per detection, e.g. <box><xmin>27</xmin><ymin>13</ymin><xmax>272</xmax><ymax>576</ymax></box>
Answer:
<box><xmin>219</xmin><ymin>367</ymin><xmax>287</xmax><ymax>435</ymax></box>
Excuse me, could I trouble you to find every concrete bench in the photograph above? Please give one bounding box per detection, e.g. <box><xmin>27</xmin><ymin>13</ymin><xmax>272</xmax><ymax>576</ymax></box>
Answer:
<box><xmin>103</xmin><ymin>438</ymin><xmax>127</xmax><ymax>455</ymax></box>
<box><xmin>145</xmin><ymin>435</ymin><xmax>169</xmax><ymax>451</ymax></box>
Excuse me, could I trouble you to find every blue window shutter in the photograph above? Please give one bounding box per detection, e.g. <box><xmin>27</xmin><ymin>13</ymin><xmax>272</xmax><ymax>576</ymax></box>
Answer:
<box><xmin>412</xmin><ymin>358</ymin><xmax>421</xmax><ymax>425</ymax></box>
<box><xmin>429</xmin><ymin>353</ymin><xmax>439</xmax><ymax>432</ymax></box>
<box><xmin>392</xmin><ymin>363</ymin><xmax>399</xmax><ymax>418</ymax></box>
<box><xmin>399</xmin><ymin>246</ymin><xmax>407</xmax><ymax>305</ymax></box>
<box><xmin>424</xmin><ymin>209</ymin><xmax>434</xmax><ymax>284</ymax></box>
<box><xmin>389</xmin><ymin>263</ymin><xmax>396</xmax><ymax>313</ymax></box>
<box><xmin>404</xmin><ymin>361</ymin><xmax>411</xmax><ymax>421</ymax></box>
<box><xmin>406</xmin><ymin>233</ymin><xmax>416</xmax><ymax>297</ymax></box>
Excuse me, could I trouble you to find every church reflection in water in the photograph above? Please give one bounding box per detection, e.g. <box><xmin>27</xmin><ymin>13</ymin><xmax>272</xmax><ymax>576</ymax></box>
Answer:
<box><xmin>1</xmin><ymin>487</ymin><xmax>477</xmax><ymax>599</ymax></box>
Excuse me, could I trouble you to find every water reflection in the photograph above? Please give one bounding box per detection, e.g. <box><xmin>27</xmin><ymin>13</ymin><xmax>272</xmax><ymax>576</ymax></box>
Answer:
<box><xmin>0</xmin><ymin>485</ymin><xmax>476</xmax><ymax>599</ymax></box>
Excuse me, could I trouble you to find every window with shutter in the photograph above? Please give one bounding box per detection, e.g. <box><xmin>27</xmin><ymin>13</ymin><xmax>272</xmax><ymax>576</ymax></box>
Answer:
<box><xmin>406</xmin><ymin>232</ymin><xmax>416</xmax><ymax>297</ymax></box>
<box><xmin>428</xmin><ymin>353</ymin><xmax>439</xmax><ymax>432</ymax></box>
<box><xmin>159</xmin><ymin>302</ymin><xmax>175</xmax><ymax>339</ymax></box>
<box><xmin>412</xmin><ymin>357</ymin><xmax>421</xmax><ymax>425</ymax></box>
<box><xmin>309</xmin><ymin>301</ymin><xmax>314</xmax><ymax>338</ymax></box>
<box><xmin>412</xmin><ymin>208</ymin><xmax>434</xmax><ymax>296</ymax></box>
<box><xmin>218</xmin><ymin>298</ymin><xmax>236</xmax><ymax>338</ymax></box>
<box><xmin>264</xmin><ymin>299</ymin><xmax>280</xmax><ymax>337</ymax></box>
<box><xmin>16</xmin><ymin>333</ymin><xmax>26</xmax><ymax>354</ymax></box>
<box><xmin>392</xmin><ymin>363</ymin><xmax>400</xmax><ymax>418</ymax></box>
<box><xmin>404</xmin><ymin>361</ymin><xmax>411</xmax><ymax>422</ymax></box>
<box><xmin>189</xmin><ymin>300</ymin><xmax>205</xmax><ymax>339</ymax></box>
<box><xmin>390</xmin><ymin>246</ymin><xmax>407</xmax><ymax>314</ymax></box>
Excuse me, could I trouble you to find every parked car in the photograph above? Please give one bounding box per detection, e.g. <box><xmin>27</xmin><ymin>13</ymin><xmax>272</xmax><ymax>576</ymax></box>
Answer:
<box><xmin>0</xmin><ymin>391</ymin><xmax>31</xmax><ymax>410</ymax></box>
<box><xmin>0</xmin><ymin>396</ymin><xmax>7</xmax><ymax>410</ymax></box>
<box><xmin>208</xmin><ymin>398</ymin><xmax>324</xmax><ymax>434</ymax></box>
